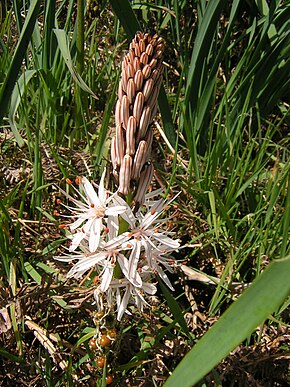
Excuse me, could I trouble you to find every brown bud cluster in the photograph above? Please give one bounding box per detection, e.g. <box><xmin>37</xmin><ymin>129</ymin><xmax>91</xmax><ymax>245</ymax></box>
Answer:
<box><xmin>111</xmin><ymin>32</ymin><xmax>165</xmax><ymax>205</ymax></box>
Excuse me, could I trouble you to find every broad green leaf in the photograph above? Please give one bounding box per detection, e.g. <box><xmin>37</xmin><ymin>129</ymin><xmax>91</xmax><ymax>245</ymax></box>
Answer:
<box><xmin>165</xmin><ymin>256</ymin><xmax>290</xmax><ymax>387</ymax></box>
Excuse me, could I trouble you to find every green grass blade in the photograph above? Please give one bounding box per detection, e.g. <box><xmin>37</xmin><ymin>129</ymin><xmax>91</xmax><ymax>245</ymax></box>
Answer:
<box><xmin>0</xmin><ymin>0</ymin><xmax>41</xmax><ymax>122</ymax></box>
<box><xmin>53</xmin><ymin>28</ymin><xmax>97</xmax><ymax>97</ymax></box>
<box><xmin>164</xmin><ymin>256</ymin><xmax>290</xmax><ymax>387</ymax></box>
<box><xmin>184</xmin><ymin>0</ymin><xmax>226</xmax><ymax>112</ymax></box>
<box><xmin>158</xmin><ymin>278</ymin><xmax>191</xmax><ymax>337</ymax></box>
<box><xmin>109</xmin><ymin>0</ymin><xmax>141</xmax><ymax>39</ymax></box>
<box><xmin>8</xmin><ymin>69</ymin><xmax>37</xmax><ymax>147</ymax></box>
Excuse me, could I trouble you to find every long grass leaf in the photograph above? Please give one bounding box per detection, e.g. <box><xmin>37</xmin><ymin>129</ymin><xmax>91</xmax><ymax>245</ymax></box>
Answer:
<box><xmin>158</xmin><ymin>278</ymin><xmax>191</xmax><ymax>337</ymax></box>
<box><xmin>53</xmin><ymin>28</ymin><xmax>97</xmax><ymax>98</ymax></box>
<box><xmin>0</xmin><ymin>0</ymin><xmax>41</xmax><ymax>122</ymax></box>
<box><xmin>8</xmin><ymin>70</ymin><xmax>37</xmax><ymax>147</ymax></box>
<box><xmin>164</xmin><ymin>256</ymin><xmax>290</xmax><ymax>387</ymax></box>
<box><xmin>184</xmin><ymin>0</ymin><xmax>226</xmax><ymax>112</ymax></box>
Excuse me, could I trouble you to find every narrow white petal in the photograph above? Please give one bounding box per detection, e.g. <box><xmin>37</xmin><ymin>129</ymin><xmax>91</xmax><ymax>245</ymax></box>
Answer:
<box><xmin>107</xmin><ymin>215</ymin><xmax>119</xmax><ymax>239</ymax></box>
<box><xmin>82</xmin><ymin>177</ymin><xmax>102</xmax><ymax>207</ymax></box>
<box><xmin>117</xmin><ymin>286</ymin><xmax>131</xmax><ymax>321</ymax></box>
<box><xmin>156</xmin><ymin>265</ymin><xmax>175</xmax><ymax>291</ymax></box>
<box><xmin>105</xmin><ymin>232</ymin><xmax>131</xmax><ymax>250</ymax></box>
<box><xmin>89</xmin><ymin>218</ymin><xmax>102</xmax><ymax>252</ymax></box>
<box><xmin>128</xmin><ymin>240</ymin><xmax>141</xmax><ymax>280</ymax></box>
<box><xmin>142</xmin><ymin>282</ymin><xmax>157</xmax><ymax>295</ymax></box>
<box><xmin>151</xmin><ymin>232</ymin><xmax>180</xmax><ymax>249</ymax></box>
<box><xmin>100</xmin><ymin>266</ymin><xmax>114</xmax><ymax>292</ymax></box>
<box><xmin>118</xmin><ymin>255</ymin><xmax>142</xmax><ymax>287</ymax></box>
<box><xmin>69</xmin><ymin>231</ymin><xmax>86</xmax><ymax>251</ymax></box>
<box><xmin>98</xmin><ymin>169</ymin><xmax>106</xmax><ymax>204</ymax></box>
<box><xmin>69</xmin><ymin>216</ymin><xmax>86</xmax><ymax>231</ymax></box>
<box><xmin>66</xmin><ymin>252</ymin><xmax>106</xmax><ymax>278</ymax></box>
<box><xmin>105</xmin><ymin>205</ymin><xmax>127</xmax><ymax>216</ymax></box>
<box><xmin>113</xmin><ymin>195</ymin><xmax>136</xmax><ymax>227</ymax></box>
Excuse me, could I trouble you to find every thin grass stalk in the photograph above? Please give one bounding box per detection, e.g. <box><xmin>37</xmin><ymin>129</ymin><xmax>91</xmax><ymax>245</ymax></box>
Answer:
<box><xmin>43</xmin><ymin>0</ymin><xmax>56</xmax><ymax>70</ymax></box>
<box><xmin>75</xmin><ymin>0</ymin><xmax>85</xmax><ymax>131</ymax></box>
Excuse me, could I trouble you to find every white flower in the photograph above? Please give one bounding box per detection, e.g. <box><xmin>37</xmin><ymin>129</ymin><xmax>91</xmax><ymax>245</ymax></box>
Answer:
<box><xmin>113</xmin><ymin>194</ymin><xmax>180</xmax><ymax>285</ymax></box>
<box><xmin>141</xmin><ymin>248</ymin><xmax>177</xmax><ymax>291</ymax></box>
<box><xmin>56</xmin><ymin>185</ymin><xmax>181</xmax><ymax>321</ymax></box>
<box><xmin>55</xmin><ymin>233</ymin><xmax>142</xmax><ymax>292</ymax></box>
<box><xmin>95</xmin><ymin>278</ymin><xmax>157</xmax><ymax>321</ymax></box>
<box><xmin>59</xmin><ymin>170</ymin><xmax>127</xmax><ymax>252</ymax></box>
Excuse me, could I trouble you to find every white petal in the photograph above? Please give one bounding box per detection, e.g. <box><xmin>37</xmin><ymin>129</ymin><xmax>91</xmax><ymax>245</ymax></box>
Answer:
<box><xmin>98</xmin><ymin>169</ymin><xmax>106</xmax><ymax>204</ymax></box>
<box><xmin>69</xmin><ymin>231</ymin><xmax>86</xmax><ymax>251</ymax></box>
<box><xmin>118</xmin><ymin>255</ymin><xmax>142</xmax><ymax>287</ymax></box>
<box><xmin>151</xmin><ymin>232</ymin><xmax>180</xmax><ymax>249</ymax></box>
<box><xmin>117</xmin><ymin>286</ymin><xmax>131</xmax><ymax>321</ymax></box>
<box><xmin>156</xmin><ymin>265</ymin><xmax>175</xmax><ymax>291</ymax></box>
<box><xmin>89</xmin><ymin>218</ymin><xmax>102</xmax><ymax>252</ymax></box>
<box><xmin>105</xmin><ymin>232</ymin><xmax>131</xmax><ymax>250</ymax></box>
<box><xmin>105</xmin><ymin>205</ymin><xmax>127</xmax><ymax>216</ymax></box>
<box><xmin>128</xmin><ymin>240</ymin><xmax>141</xmax><ymax>281</ymax></box>
<box><xmin>142</xmin><ymin>282</ymin><xmax>157</xmax><ymax>295</ymax></box>
<box><xmin>66</xmin><ymin>252</ymin><xmax>106</xmax><ymax>278</ymax></box>
<box><xmin>82</xmin><ymin>177</ymin><xmax>102</xmax><ymax>207</ymax></box>
<box><xmin>100</xmin><ymin>266</ymin><xmax>114</xmax><ymax>292</ymax></box>
<box><xmin>69</xmin><ymin>216</ymin><xmax>86</xmax><ymax>231</ymax></box>
<box><xmin>107</xmin><ymin>215</ymin><xmax>119</xmax><ymax>239</ymax></box>
<box><xmin>113</xmin><ymin>195</ymin><xmax>136</xmax><ymax>227</ymax></box>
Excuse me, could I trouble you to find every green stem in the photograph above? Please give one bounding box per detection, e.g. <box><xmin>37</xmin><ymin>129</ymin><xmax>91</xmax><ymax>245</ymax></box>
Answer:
<box><xmin>113</xmin><ymin>194</ymin><xmax>132</xmax><ymax>278</ymax></box>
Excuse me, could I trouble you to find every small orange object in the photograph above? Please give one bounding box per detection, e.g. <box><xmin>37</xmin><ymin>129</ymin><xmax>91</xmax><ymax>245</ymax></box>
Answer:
<box><xmin>105</xmin><ymin>375</ymin><xmax>113</xmax><ymax>385</ymax></box>
<box><xmin>97</xmin><ymin>356</ymin><xmax>106</xmax><ymax>368</ymax></box>
<box><xmin>107</xmin><ymin>328</ymin><xmax>117</xmax><ymax>339</ymax></box>
<box><xmin>99</xmin><ymin>335</ymin><xmax>111</xmax><ymax>347</ymax></box>
<box><xmin>66</xmin><ymin>178</ymin><xmax>72</xmax><ymax>185</ymax></box>
<box><xmin>88</xmin><ymin>337</ymin><xmax>97</xmax><ymax>351</ymax></box>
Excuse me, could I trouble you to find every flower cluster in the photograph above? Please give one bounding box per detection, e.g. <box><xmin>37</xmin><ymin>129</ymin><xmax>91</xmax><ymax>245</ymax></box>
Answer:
<box><xmin>56</xmin><ymin>172</ymin><xmax>180</xmax><ymax>320</ymax></box>
<box><xmin>55</xmin><ymin>32</ymin><xmax>180</xmax><ymax>320</ymax></box>
<box><xmin>55</xmin><ymin>171</ymin><xmax>179</xmax><ymax>320</ymax></box>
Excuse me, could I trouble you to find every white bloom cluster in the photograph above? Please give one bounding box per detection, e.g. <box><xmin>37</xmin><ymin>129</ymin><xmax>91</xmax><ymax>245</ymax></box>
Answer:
<box><xmin>55</xmin><ymin>170</ymin><xmax>180</xmax><ymax>320</ymax></box>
